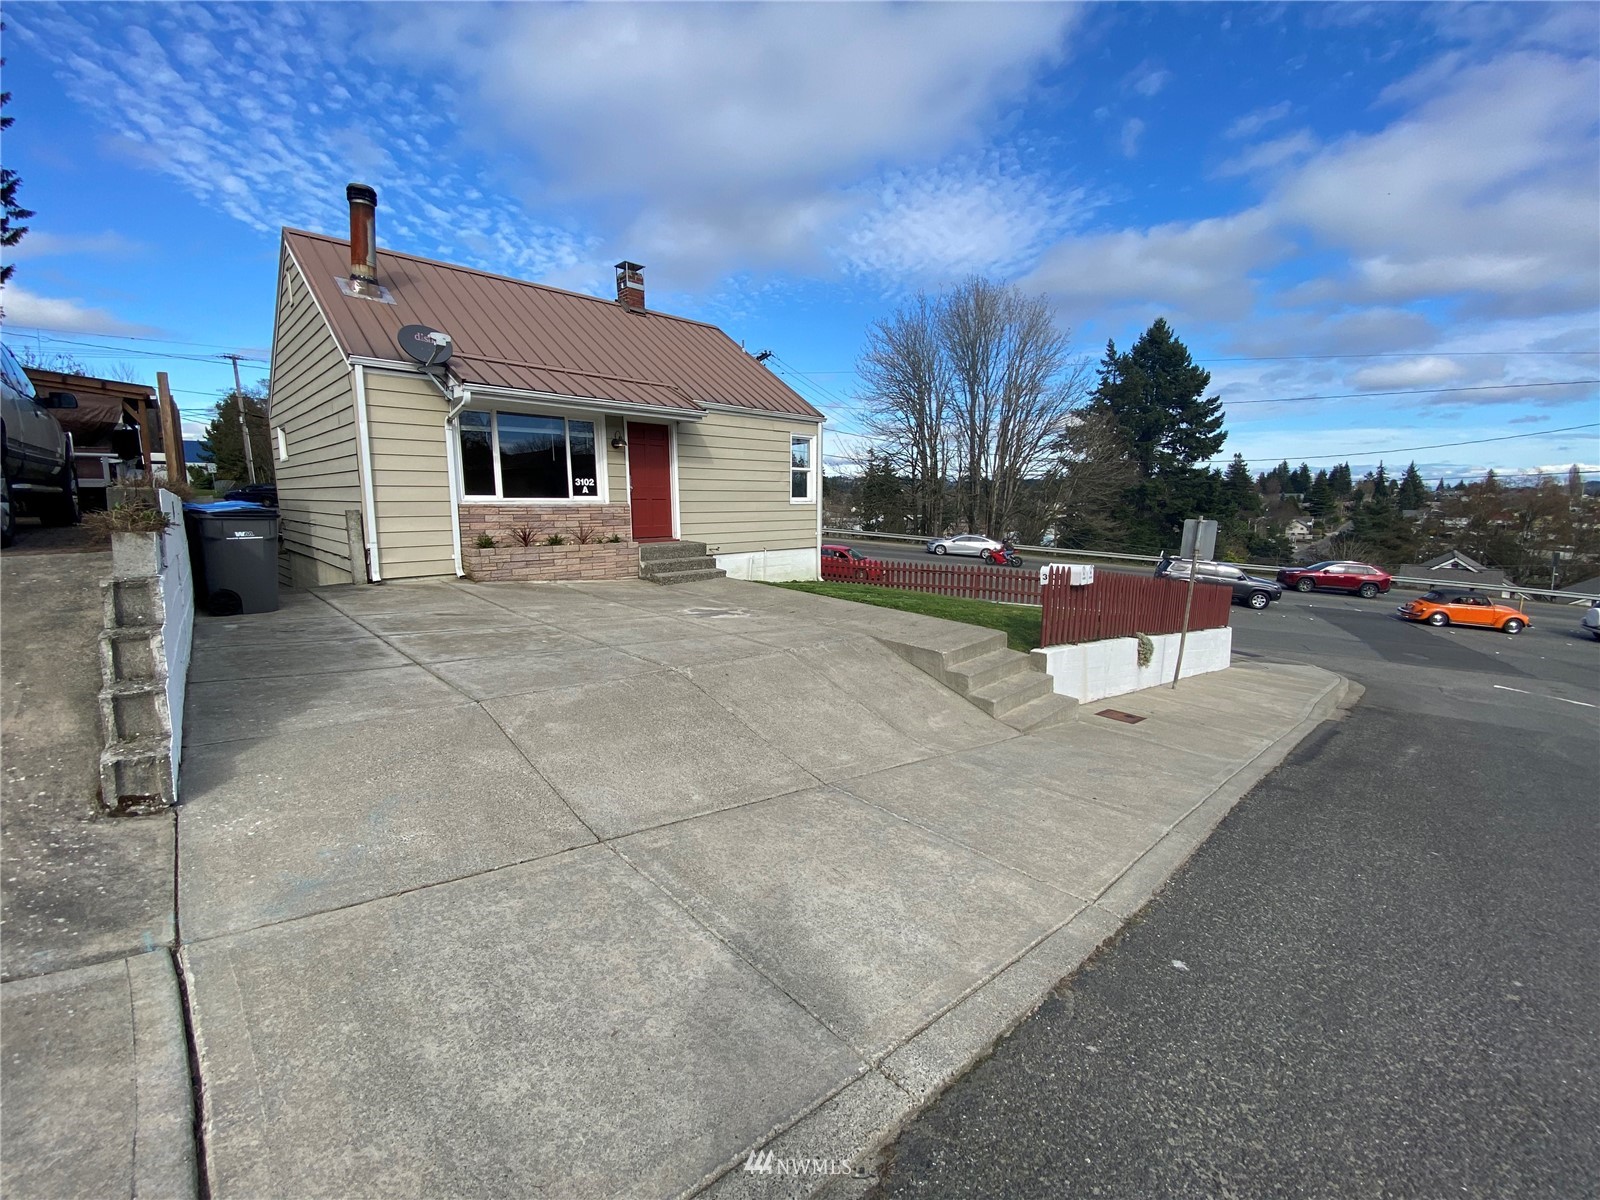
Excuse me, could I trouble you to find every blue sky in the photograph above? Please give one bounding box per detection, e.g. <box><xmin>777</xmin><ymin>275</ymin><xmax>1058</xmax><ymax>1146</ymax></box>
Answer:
<box><xmin>3</xmin><ymin>1</ymin><xmax>1597</xmax><ymax>483</ymax></box>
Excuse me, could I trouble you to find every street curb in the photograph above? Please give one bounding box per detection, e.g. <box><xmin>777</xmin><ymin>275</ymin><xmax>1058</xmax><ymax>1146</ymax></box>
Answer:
<box><xmin>689</xmin><ymin>666</ymin><xmax>1356</xmax><ymax>1200</ymax></box>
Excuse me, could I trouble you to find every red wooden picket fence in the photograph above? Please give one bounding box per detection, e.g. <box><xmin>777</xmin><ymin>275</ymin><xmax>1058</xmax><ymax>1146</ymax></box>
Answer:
<box><xmin>1040</xmin><ymin>570</ymin><xmax>1232</xmax><ymax>647</ymax></box>
<box><xmin>820</xmin><ymin>555</ymin><xmax>1042</xmax><ymax>604</ymax></box>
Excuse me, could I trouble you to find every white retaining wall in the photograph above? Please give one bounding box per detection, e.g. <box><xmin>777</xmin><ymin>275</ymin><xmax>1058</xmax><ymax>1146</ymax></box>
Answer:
<box><xmin>713</xmin><ymin>547</ymin><xmax>819</xmax><ymax>583</ymax></box>
<box><xmin>157</xmin><ymin>490</ymin><xmax>194</xmax><ymax>796</ymax></box>
<box><xmin>1031</xmin><ymin>627</ymin><xmax>1232</xmax><ymax>703</ymax></box>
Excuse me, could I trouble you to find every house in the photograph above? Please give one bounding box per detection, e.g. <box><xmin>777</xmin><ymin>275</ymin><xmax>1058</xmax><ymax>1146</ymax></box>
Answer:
<box><xmin>1561</xmin><ymin>575</ymin><xmax>1600</xmax><ymax>601</ymax></box>
<box><xmin>1285</xmin><ymin>519</ymin><xmax>1313</xmax><ymax>543</ymax></box>
<box><xmin>266</xmin><ymin>184</ymin><xmax>825</xmax><ymax>588</ymax></box>
<box><xmin>1397</xmin><ymin>550</ymin><xmax>1507</xmax><ymax>588</ymax></box>
<box><xmin>183</xmin><ymin>440</ymin><xmax>216</xmax><ymax>478</ymax></box>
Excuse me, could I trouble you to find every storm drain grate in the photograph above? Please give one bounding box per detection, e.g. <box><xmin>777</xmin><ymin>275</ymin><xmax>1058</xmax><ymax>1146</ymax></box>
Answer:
<box><xmin>1096</xmin><ymin>709</ymin><xmax>1147</xmax><ymax>724</ymax></box>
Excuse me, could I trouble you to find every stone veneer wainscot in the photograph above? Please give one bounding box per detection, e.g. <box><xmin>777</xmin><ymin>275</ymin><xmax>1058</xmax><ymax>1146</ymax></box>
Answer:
<box><xmin>460</xmin><ymin>501</ymin><xmax>637</xmax><ymax>582</ymax></box>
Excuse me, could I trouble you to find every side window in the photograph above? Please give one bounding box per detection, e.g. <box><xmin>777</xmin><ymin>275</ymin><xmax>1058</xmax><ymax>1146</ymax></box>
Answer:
<box><xmin>791</xmin><ymin>434</ymin><xmax>814</xmax><ymax>502</ymax></box>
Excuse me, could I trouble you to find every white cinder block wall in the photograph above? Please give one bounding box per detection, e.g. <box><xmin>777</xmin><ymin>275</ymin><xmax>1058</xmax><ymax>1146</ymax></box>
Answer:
<box><xmin>1031</xmin><ymin>628</ymin><xmax>1232</xmax><ymax>703</ymax></box>
<box><xmin>157</xmin><ymin>489</ymin><xmax>195</xmax><ymax>796</ymax></box>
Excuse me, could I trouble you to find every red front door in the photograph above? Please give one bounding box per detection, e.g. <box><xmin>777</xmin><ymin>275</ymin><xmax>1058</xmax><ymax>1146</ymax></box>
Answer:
<box><xmin>627</xmin><ymin>422</ymin><xmax>673</xmax><ymax>541</ymax></box>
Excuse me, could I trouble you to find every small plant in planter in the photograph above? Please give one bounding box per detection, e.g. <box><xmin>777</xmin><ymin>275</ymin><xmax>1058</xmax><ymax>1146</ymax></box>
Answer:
<box><xmin>570</xmin><ymin>523</ymin><xmax>600</xmax><ymax>544</ymax></box>
<box><xmin>603</xmin><ymin>533</ymin><xmax>624</xmax><ymax>543</ymax></box>
<box><xmin>475</xmin><ymin>533</ymin><xmax>497</xmax><ymax>549</ymax></box>
<box><xmin>508</xmin><ymin>525</ymin><xmax>539</xmax><ymax>547</ymax></box>
<box><xmin>88</xmin><ymin>498</ymin><xmax>174</xmax><ymax>580</ymax></box>
<box><xmin>543</xmin><ymin>533</ymin><xmax>567</xmax><ymax>546</ymax></box>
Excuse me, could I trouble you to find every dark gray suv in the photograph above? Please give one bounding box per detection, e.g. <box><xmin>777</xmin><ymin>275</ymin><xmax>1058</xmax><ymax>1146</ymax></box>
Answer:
<box><xmin>1156</xmin><ymin>557</ymin><xmax>1283</xmax><ymax>610</ymax></box>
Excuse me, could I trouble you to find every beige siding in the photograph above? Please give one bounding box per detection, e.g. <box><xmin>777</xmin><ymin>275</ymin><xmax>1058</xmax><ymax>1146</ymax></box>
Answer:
<box><xmin>269</xmin><ymin>252</ymin><xmax>360</xmax><ymax>587</ymax></box>
<box><xmin>365</xmin><ymin>369</ymin><xmax>456</xmax><ymax>580</ymax></box>
<box><xmin>676</xmin><ymin>410</ymin><xmax>821</xmax><ymax>554</ymax></box>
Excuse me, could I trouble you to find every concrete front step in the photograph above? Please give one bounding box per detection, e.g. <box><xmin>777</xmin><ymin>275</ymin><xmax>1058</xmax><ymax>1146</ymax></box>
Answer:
<box><xmin>944</xmin><ymin>648</ymin><xmax>1028</xmax><ymax>696</ymax></box>
<box><xmin>98</xmin><ymin>736</ymin><xmax>175</xmax><ymax>815</ymax></box>
<box><xmin>643</xmin><ymin>565</ymin><xmax>727</xmax><ymax>585</ymax></box>
<box><xmin>640</xmin><ymin>555</ymin><xmax>719</xmax><ymax>578</ymax></box>
<box><xmin>967</xmin><ymin>669</ymin><xmax>1057</xmax><ymax>720</ymax></box>
<box><xmin>638</xmin><ymin>540</ymin><xmax>713</xmax><ymax>564</ymax></box>
<box><xmin>998</xmin><ymin>691</ymin><xmax>1078</xmax><ymax>733</ymax></box>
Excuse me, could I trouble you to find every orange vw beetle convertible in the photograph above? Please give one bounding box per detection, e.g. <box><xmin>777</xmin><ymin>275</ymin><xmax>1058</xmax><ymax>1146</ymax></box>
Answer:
<box><xmin>1397</xmin><ymin>588</ymin><xmax>1531</xmax><ymax>634</ymax></box>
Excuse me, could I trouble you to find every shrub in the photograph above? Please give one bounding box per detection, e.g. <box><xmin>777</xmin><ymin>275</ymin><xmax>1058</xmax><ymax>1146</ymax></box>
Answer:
<box><xmin>474</xmin><ymin>533</ymin><xmax>496</xmax><ymax>549</ymax></box>
<box><xmin>87</xmin><ymin>500</ymin><xmax>173</xmax><ymax>534</ymax></box>
<box><xmin>508</xmin><ymin>525</ymin><xmax>538</xmax><ymax>547</ymax></box>
<box><xmin>604</xmin><ymin>533</ymin><xmax>624</xmax><ymax>543</ymax></box>
<box><xmin>1136</xmin><ymin>632</ymin><xmax>1154</xmax><ymax>668</ymax></box>
<box><xmin>570</xmin><ymin>523</ymin><xmax>600</xmax><ymax>544</ymax></box>
<box><xmin>151</xmin><ymin>473</ymin><xmax>197</xmax><ymax>502</ymax></box>
<box><xmin>543</xmin><ymin>533</ymin><xmax>567</xmax><ymax>546</ymax></box>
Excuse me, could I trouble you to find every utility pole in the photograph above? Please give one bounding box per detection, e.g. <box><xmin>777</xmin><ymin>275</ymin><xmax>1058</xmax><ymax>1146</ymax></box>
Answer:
<box><xmin>221</xmin><ymin>353</ymin><xmax>257</xmax><ymax>484</ymax></box>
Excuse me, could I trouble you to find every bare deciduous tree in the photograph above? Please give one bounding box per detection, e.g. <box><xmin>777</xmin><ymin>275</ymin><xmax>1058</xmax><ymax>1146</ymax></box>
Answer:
<box><xmin>857</xmin><ymin>294</ymin><xmax>951</xmax><ymax>536</ymax></box>
<box><xmin>857</xmin><ymin>279</ymin><xmax>1089</xmax><ymax>539</ymax></box>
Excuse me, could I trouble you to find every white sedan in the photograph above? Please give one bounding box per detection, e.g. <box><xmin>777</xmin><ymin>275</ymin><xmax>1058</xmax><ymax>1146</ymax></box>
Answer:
<box><xmin>925</xmin><ymin>533</ymin><xmax>1005</xmax><ymax>557</ymax></box>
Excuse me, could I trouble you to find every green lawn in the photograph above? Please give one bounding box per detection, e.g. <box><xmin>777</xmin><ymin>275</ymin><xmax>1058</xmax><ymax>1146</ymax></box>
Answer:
<box><xmin>773</xmin><ymin>581</ymin><xmax>1041</xmax><ymax>652</ymax></box>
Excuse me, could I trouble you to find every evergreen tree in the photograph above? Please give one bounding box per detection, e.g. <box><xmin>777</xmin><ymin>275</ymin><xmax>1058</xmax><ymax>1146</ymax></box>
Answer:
<box><xmin>1397</xmin><ymin>461</ymin><xmax>1427</xmax><ymax>510</ymax></box>
<box><xmin>1093</xmin><ymin>318</ymin><xmax>1227</xmax><ymax>549</ymax></box>
<box><xmin>1568</xmin><ymin>464</ymin><xmax>1585</xmax><ymax>498</ymax></box>
<box><xmin>1350</xmin><ymin>492</ymin><xmax>1416</xmax><ymax>565</ymax></box>
<box><xmin>1288</xmin><ymin>463</ymin><xmax>1312</xmax><ymax>494</ymax></box>
<box><xmin>1436</xmin><ymin>479</ymin><xmax>1446</xmax><ymax>493</ymax></box>
<box><xmin>0</xmin><ymin>25</ymin><xmax>34</xmax><ymax>286</ymax></box>
<box><xmin>1307</xmin><ymin>475</ymin><xmax>1339</xmax><ymax>522</ymax></box>
<box><xmin>1329</xmin><ymin>462</ymin><xmax>1353</xmax><ymax>496</ymax></box>
<box><xmin>1094</xmin><ymin>318</ymin><xmax>1225</xmax><ymax>477</ymax></box>
<box><xmin>200</xmin><ymin>386</ymin><xmax>274</xmax><ymax>484</ymax></box>
<box><xmin>1371</xmin><ymin>462</ymin><xmax>1391</xmax><ymax>499</ymax></box>
<box><xmin>1222</xmin><ymin>453</ymin><xmax>1260</xmax><ymax>517</ymax></box>
<box><xmin>858</xmin><ymin>449</ymin><xmax>909</xmax><ymax>532</ymax></box>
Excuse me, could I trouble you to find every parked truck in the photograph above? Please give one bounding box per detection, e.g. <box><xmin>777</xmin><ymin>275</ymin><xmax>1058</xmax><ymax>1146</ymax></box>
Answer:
<box><xmin>1</xmin><ymin>341</ymin><xmax>81</xmax><ymax>546</ymax></box>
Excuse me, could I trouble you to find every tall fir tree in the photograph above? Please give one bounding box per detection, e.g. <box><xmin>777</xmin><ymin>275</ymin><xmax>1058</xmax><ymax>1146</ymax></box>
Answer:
<box><xmin>1397</xmin><ymin>461</ymin><xmax>1427</xmax><ymax>510</ymax></box>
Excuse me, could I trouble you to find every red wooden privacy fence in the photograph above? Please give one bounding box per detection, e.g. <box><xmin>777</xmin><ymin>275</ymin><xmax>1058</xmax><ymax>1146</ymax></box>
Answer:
<box><xmin>820</xmin><ymin>555</ymin><xmax>1042</xmax><ymax>604</ymax></box>
<box><xmin>1040</xmin><ymin>571</ymin><xmax>1232</xmax><ymax>647</ymax></box>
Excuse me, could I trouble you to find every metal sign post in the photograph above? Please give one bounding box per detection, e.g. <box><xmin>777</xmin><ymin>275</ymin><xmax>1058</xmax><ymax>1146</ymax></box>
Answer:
<box><xmin>1171</xmin><ymin>517</ymin><xmax>1217</xmax><ymax>690</ymax></box>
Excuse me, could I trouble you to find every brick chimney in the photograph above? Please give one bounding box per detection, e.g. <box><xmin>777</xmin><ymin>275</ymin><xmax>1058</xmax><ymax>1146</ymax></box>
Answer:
<box><xmin>615</xmin><ymin>261</ymin><xmax>645</xmax><ymax>311</ymax></box>
<box><xmin>347</xmin><ymin>183</ymin><xmax>379</xmax><ymax>293</ymax></box>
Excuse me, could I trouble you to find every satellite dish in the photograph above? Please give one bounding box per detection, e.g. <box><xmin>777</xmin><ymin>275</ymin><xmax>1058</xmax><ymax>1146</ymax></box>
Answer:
<box><xmin>396</xmin><ymin>324</ymin><xmax>454</xmax><ymax>367</ymax></box>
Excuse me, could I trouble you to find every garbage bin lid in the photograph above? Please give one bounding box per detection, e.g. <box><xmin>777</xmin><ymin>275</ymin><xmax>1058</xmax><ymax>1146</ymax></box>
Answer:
<box><xmin>185</xmin><ymin>501</ymin><xmax>275</xmax><ymax>515</ymax></box>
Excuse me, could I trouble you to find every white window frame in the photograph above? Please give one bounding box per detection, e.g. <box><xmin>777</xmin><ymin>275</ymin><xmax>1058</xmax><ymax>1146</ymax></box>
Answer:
<box><xmin>790</xmin><ymin>433</ymin><xmax>816</xmax><ymax>505</ymax></box>
<box><xmin>456</xmin><ymin>407</ymin><xmax>608</xmax><ymax>505</ymax></box>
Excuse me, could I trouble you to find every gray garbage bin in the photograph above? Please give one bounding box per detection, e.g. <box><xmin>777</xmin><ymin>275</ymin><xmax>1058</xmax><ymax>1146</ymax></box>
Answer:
<box><xmin>191</xmin><ymin>504</ymin><xmax>280</xmax><ymax>615</ymax></box>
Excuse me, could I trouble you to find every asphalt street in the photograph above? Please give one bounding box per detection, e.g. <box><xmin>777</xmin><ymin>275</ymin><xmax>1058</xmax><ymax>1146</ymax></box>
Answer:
<box><xmin>868</xmin><ymin>591</ymin><xmax>1599</xmax><ymax>1199</ymax></box>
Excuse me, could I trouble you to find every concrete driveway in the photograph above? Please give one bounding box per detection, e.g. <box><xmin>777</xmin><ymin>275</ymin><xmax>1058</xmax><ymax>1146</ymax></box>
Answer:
<box><xmin>175</xmin><ymin>576</ymin><xmax>1344</xmax><ymax>1198</ymax></box>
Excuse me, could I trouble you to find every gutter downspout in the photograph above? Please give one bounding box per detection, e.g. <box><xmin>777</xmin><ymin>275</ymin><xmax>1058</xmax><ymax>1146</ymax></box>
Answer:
<box><xmin>352</xmin><ymin>364</ymin><xmax>382</xmax><ymax>582</ymax></box>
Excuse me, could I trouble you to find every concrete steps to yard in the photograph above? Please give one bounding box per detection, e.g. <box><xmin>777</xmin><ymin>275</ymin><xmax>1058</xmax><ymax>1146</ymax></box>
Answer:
<box><xmin>874</xmin><ymin>627</ymin><xmax>1077</xmax><ymax>733</ymax></box>
<box><xmin>639</xmin><ymin>540</ymin><xmax>726</xmax><ymax>585</ymax></box>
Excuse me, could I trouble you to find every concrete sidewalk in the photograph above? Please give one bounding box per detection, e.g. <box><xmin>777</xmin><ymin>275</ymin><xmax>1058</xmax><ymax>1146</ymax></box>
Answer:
<box><xmin>168</xmin><ymin>576</ymin><xmax>1348</xmax><ymax>1199</ymax></box>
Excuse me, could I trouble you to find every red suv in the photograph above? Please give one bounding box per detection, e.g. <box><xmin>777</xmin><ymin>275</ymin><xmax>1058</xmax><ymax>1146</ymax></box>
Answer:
<box><xmin>1276</xmin><ymin>560</ymin><xmax>1392</xmax><ymax>598</ymax></box>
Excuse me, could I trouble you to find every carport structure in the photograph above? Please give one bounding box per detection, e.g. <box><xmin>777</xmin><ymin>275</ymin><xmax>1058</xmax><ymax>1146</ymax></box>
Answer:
<box><xmin>174</xmin><ymin>576</ymin><xmax>1341</xmax><ymax>1197</ymax></box>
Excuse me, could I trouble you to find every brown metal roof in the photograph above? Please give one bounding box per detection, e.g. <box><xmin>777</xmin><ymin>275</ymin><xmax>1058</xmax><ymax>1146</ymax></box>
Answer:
<box><xmin>283</xmin><ymin>229</ymin><xmax>822</xmax><ymax>420</ymax></box>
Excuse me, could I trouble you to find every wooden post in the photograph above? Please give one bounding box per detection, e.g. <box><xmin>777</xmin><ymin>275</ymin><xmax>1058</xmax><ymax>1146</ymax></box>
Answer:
<box><xmin>156</xmin><ymin>372</ymin><xmax>186</xmax><ymax>483</ymax></box>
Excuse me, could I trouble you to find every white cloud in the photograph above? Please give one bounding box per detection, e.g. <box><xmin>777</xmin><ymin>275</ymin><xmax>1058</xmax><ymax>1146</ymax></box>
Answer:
<box><xmin>0</xmin><ymin>286</ymin><xmax>159</xmax><ymax>335</ymax></box>
<box><xmin>1215</xmin><ymin>130</ymin><xmax>1317</xmax><ymax>177</ymax></box>
<box><xmin>1350</xmin><ymin>357</ymin><xmax>1470</xmax><ymax>390</ymax></box>
<box><xmin>841</xmin><ymin>162</ymin><xmax>1091</xmax><ymax>283</ymax></box>
<box><xmin>1025</xmin><ymin>209</ymin><xmax>1285</xmax><ymax>323</ymax></box>
<box><xmin>1125</xmin><ymin>61</ymin><xmax>1171</xmax><ymax>97</ymax></box>
<box><xmin>1226</xmin><ymin>101</ymin><xmax>1292</xmax><ymax>139</ymax></box>
<box><xmin>1119</xmin><ymin>118</ymin><xmax>1145</xmax><ymax>158</ymax></box>
<box><xmin>4</xmin><ymin>231</ymin><xmax>147</xmax><ymax>262</ymax></box>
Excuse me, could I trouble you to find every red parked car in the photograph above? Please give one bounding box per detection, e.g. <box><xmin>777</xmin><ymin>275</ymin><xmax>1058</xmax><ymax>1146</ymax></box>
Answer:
<box><xmin>1276</xmin><ymin>560</ymin><xmax>1393</xmax><ymax>598</ymax></box>
<box><xmin>821</xmin><ymin>543</ymin><xmax>885</xmax><ymax>582</ymax></box>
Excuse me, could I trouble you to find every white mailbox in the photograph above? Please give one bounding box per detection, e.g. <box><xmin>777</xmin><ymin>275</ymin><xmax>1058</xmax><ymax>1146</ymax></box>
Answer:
<box><xmin>1039</xmin><ymin>563</ymin><xmax>1094</xmax><ymax>586</ymax></box>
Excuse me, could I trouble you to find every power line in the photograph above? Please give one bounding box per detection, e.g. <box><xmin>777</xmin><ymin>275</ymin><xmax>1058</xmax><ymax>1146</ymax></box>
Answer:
<box><xmin>1221</xmin><ymin>422</ymin><xmax>1600</xmax><ymax>464</ymax></box>
<box><xmin>4</xmin><ymin>324</ymin><xmax>270</xmax><ymax>353</ymax></box>
<box><xmin>1225</xmin><ymin>380</ymin><xmax>1599</xmax><ymax>406</ymax></box>
<box><xmin>4</xmin><ymin>332</ymin><xmax>268</xmax><ymax>365</ymax></box>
